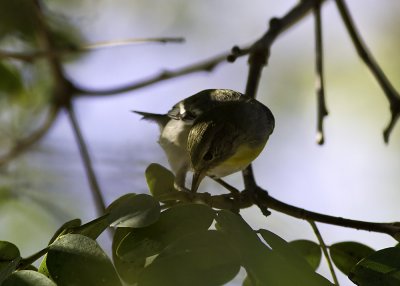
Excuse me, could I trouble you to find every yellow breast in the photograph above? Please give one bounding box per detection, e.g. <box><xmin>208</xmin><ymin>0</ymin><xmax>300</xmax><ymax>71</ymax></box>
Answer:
<box><xmin>208</xmin><ymin>142</ymin><xmax>266</xmax><ymax>178</ymax></box>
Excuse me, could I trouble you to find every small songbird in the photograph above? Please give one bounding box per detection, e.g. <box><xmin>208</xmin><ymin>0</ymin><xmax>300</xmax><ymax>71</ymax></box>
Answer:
<box><xmin>134</xmin><ymin>89</ymin><xmax>275</xmax><ymax>192</ymax></box>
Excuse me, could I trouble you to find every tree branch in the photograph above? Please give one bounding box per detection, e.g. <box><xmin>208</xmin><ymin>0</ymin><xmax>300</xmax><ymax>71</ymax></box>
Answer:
<box><xmin>0</xmin><ymin>106</ymin><xmax>60</xmax><ymax>167</ymax></box>
<box><xmin>313</xmin><ymin>0</ymin><xmax>329</xmax><ymax>145</ymax></box>
<box><xmin>158</xmin><ymin>188</ymin><xmax>400</xmax><ymax>240</ymax></box>
<box><xmin>0</xmin><ymin>37</ymin><xmax>185</xmax><ymax>62</ymax></box>
<box><xmin>335</xmin><ymin>0</ymin><xmax>400</xmax><ymax>143</ymax></box>
<box><xmin>65</xmin><ymin>104</ymin><xmax>107</xmax><ymax>215</ymax></box>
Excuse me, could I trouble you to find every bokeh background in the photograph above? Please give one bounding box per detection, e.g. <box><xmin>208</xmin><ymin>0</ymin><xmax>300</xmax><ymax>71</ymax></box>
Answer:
<box><xmin>1</xmin><ymin>1</ymin><xmax>399</xmax><ymax>285</ymax></box>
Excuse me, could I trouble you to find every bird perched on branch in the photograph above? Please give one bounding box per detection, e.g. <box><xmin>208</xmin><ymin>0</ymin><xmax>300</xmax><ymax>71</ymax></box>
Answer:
<box><xmin>134</xmin><ymin>89</ymin><xmax>275</xmax><ymax>192</ymax></box>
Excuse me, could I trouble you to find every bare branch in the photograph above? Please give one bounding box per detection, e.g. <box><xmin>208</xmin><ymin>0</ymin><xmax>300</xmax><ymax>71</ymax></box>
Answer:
<box><xmin>66</xmin><ymin>104</ymin><xmax>107</xmax><ymax>215</ymax></box>
<box><xmin>335</xmin><ymin>0</ymin><xmax>400</xmax><ymax>143</ymax></box>
<box><xmin>0</xmin><ymin>37</ymin><xmax>185</xmax><ymax>62</ymax></box>
<box><xmin>0</xmin><ymin>106</ymin><xmax>60</xmax><ymax>167</ymax></box>
<box><xmin>313</xmin><ymin>0</ymin><xmax>329</xmax><ymax>145</ymax></box>
<box><xmin>73</xmin><ymin>51</ymin><xmax>240</xmax><ymax>96</ymax></box>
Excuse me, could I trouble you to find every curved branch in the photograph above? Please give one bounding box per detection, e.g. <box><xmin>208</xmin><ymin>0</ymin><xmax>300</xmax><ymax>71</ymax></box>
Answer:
<box><xmin>73</xmin><ymin>51</ymin><xmax>241</xmax><ymax>96</ymax></box>
<box><xmin>0</xmin><ymin>105</ymin><xmax>60</xmax><ymax>167</ymax></box>
<box><xmin>157</xmin><ymin>188</ymin><xmax>400</xmax><ymax>240</ymax></box>
<box><xmin>335</xmin><ymin>0</ymin><xmax>400</xmax><ymax>143</ymax></box>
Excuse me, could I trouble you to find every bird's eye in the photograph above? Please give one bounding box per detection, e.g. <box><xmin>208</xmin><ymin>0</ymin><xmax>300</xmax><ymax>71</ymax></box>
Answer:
<box><xmin>203</xmin><ymin>151</ymin><xmax>213</xmax><ymax>161</ymax></box>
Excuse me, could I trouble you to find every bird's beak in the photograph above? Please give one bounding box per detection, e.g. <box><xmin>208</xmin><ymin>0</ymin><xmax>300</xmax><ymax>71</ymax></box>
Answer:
<box><xmin>191</xmin><ymin>170</ymin><xmax>206</xmax><ymax>193</ymax></box>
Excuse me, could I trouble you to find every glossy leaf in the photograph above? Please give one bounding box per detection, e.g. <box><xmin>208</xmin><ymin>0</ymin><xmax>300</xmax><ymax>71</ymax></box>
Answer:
<box><xmin>2</xmin><ymin>270</ymin><xmax>56</xmax><ymax>286</ymax></box>
<box><xmin>48</xmin><ymin>219</ymin><xmax>81</xmax><ymax>244</ymax></box>
<box><xmin>117</xmin><ymin>203</ymin><xmax>215</xmax><ymax>262</ymax></box>
<box><xmin>107</xmin><ymin>193</ymin><xmax>160</xmax><ymax>228</ymax></box>
<box><xmin>0</xmin><ymin>241</ymin><xmax>22</xmax><ymax>284</ymax></box>
<box><xmin>0</xmin><ymin>241</ymin><xmax>20</xmax><ymax>260</ymax></box>
<box><xmin>350</xmin><ymin>247</ymin><xmax>400</xmax><ymax>286</ymax></box>
<box><xmin>145</xmin><ymin>163</ymin><xmax>175</xmax><ymax>197</ymax></box>
<box><xmin>44</xmin><ymin>234</ymin><xmax>121</xmax><ymax>286</ymax></box>
<box><xmin>112</xmin><ymin>228</ymin><xmax>145</xmax><ymax>284</ymax></box>
<box><xmin>330</xmin><ymin>241</ymin><xmax>375</xmax><ymax>275</ymax></box>
<box><xmin>138</xmin><ymin>230</ymin><xmax>240</xmax><ymax>286</ymax></box>
<box><xmin>215</xmin><ymin>211</ymin><xmax>332</xmax><ymax>286</ymax></box>
<box><xmin>73</xmin><ymin>215</ymin><xmax>109</xmax><ymax>239</ymax></box>
<box><xmin>289</xmin><ymin>239</ymin><xmax>322</xmax><ymax>270</ymax></box>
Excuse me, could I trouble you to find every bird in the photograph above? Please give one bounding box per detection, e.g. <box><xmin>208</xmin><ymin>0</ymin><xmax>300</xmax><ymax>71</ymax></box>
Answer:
<box><xmin>134</xmin><ymin>89</ymin><xmax>275</xmax><ymax>193</ymax></box>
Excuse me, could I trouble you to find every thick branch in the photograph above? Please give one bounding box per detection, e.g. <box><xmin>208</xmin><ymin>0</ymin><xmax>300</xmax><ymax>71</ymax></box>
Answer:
<box><xmin>335</xmin><ymin>0</ymin><xmax>400</xmax><ymax>143</ymax></box>
<box><xmin>158</xmin><ymin>188</ymin><xmax>400</xmax><ymax>240</ymax></box>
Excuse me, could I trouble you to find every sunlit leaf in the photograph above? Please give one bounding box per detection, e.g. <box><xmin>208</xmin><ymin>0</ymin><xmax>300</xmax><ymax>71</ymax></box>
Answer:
<box><xmin>350</xmin><ymin>247</ymin><xmax>400</xmax><ymax>286</ymax></box>
<box><xmin>112</xmin><ymin>228</ymin><xmax>145</xmax><ymax>284</ymax></box>
<box><xmin>107</xmin><ymin>193</ymin><xmax>161</xmax><ymax>228</ymax></box>
<box><xmin>145</xmin><ymin>163</ymin><xmax>175</xmax><ymax>197</ymax></box>
<box><xmin>289</xmin><ymin>239</ymin><xmax>322</xmax><ymax>270</ymax></box>
<box><xmin>2</xmin><ymin>270</ymin><xmax>56</xmax><ymax>286</ymax></box>
<box><xmin>138</xmin><ymin>230</ymin><xmax>240</xmax><ymax>286</ymax></box>
<box><xmin>117</xmin><ymin>203</ymin><xmax>215</xmax><ymax>262</ymax></box>
<box><xmin>215</xmin><ymin>211</ymin><xmax>332</xmax><ymax>286</ymax></box>
<box><xmin>330</xmin><ymin>241</ymin><xmax>374</xmax><ymax>275</ymax></box>
<box><xmin>44</xmin><ymin>234</ymin><xmax>121</xmax><ymax>286</ymax></box>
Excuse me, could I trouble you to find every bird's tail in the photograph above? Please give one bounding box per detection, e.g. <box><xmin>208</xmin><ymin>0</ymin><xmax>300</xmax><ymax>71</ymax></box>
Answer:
<box><xmin>132</xmin><ymin>111</ymin><xmax>169</xmax><ymax>128</ymax></box>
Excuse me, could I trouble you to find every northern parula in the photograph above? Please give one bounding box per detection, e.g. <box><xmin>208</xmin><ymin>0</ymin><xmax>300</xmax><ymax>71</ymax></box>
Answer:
<box><xmin>134</xmin><ymin>89</ymin><xmax>274</xmax><ymax>192</ymax></box>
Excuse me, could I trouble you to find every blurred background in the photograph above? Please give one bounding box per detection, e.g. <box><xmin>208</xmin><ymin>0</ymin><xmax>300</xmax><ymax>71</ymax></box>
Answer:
<box><xmin>0</xmin><ymin>0</ymin><xmax>399</xmax><ymax>285</ymax></box>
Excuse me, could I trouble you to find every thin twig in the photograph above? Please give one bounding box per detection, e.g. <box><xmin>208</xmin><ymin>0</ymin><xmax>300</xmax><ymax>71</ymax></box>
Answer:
<box><xmin>17</xmin><ymin>247</ymin><xmax>49</xmax><ymax>270</ymax></box>
<box><xmin>73</xmin><ymin>51</ymin><xmax>240</xmax><ymax>96</ymax></box>
<box><xmin>313</xmin><ymin>0</ymin><xmax>329</xmax><ymax>145</ymax></box>
<box><xmin>308</xmin><ymin>220</ymin><xmax>339</xmax><ymax>285</ymax></box>
<box><xmin>335</xmin><ymin>0</ymin><xmax>400</xmax><ymax>143</ymax></box>
<box><xmin>65</xmin><ymin>105</ymin><xmax>107</xmax><ymax>215</ymax></box>
<box><xmin>0</xmin><ymin>106</ymin><xmax>60</xmax><ymax>167</ymax></box>
<box><xmin>0</xmin><ymin>37</ymin><xmax>185</xmax><ymax>62</ymax></box>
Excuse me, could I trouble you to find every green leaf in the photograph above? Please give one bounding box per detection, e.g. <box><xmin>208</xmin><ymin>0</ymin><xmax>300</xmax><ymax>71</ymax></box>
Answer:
<box><xmin>215</xmin><ymin>211</ymin><xmax>332</xmax><ymax>286</ymax></box>
<box><xmin>48</xmin><ymin>219</ymin><xmax>81</xmax><ymax>244</ymax></box>
<box><xmin>145</xmin><ymin>163</ymin><xmax>175</xmax><ymax>197</ymax></box>
<box><xmin>289</xmin><ymin>240</ymin><xmax>322</xmax><ymax>270</ymax></box>
<box><xmin>2</xmin><ymin>270</ymin><xmax>56</xmax><ymax>286</ymax></box>
<box><xmin>138</xmin><ymin>230</ymin><xmax>240</xmax><ymax>286</ymax></box>
<box><xmin>259</xmin><ymin>230</ymin><xmax>316</xmax><ymax>273</ymax></box>
<box><xmin>43</xmin><ymin>234</ymin><xmax>122</xmax><ymax>286</ymax></box>
<box><xmin>330</xmin><ymin>241</ymin><xmax>375</xmax><ymax>275</ymax></box>
<box><xmin>107</xmin><ymin>193</ymin><xmax>161</xmax><ymax>228</ymax></box>
<box><xmin>0</xmin><ymin>241</ymin><xmax>22</xmax><ymax>284</ymax></box>
<box><xmin>72</xmin><ymin>215</ymin><xmax>110</xmax><ymax>239</ymax></box>
<box><xmin>0</xmin><ymin>241</ymin><xmax>20</xmax><ymax>260</ymax></box>
<box><xmin>0</xmin><ymin>0</ymin><xmax>38</xmax><ymax>39</ymax></box>
<box><xmin>0</xmin><ymin>63</ymin><xmax>23</xmax><ymax>95</ymax></box>
<box><xmin>242</xmin><ymin>275</ymin><xmax>253</xmax><ymax>286</ymax></box>
<box><xmin>117</xmin><ymin>203</ymin><xmax>215</xmax><ymax>262</ymax></box>
<box><xmin>112</xmin><ymin>228</ymin><xmax>145</xmax><ymax>284</ymax></box>
<box><xmin>350</xmin><ymin>247</ymin><xmax>400</xmax><ymax>286</ymax></box>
